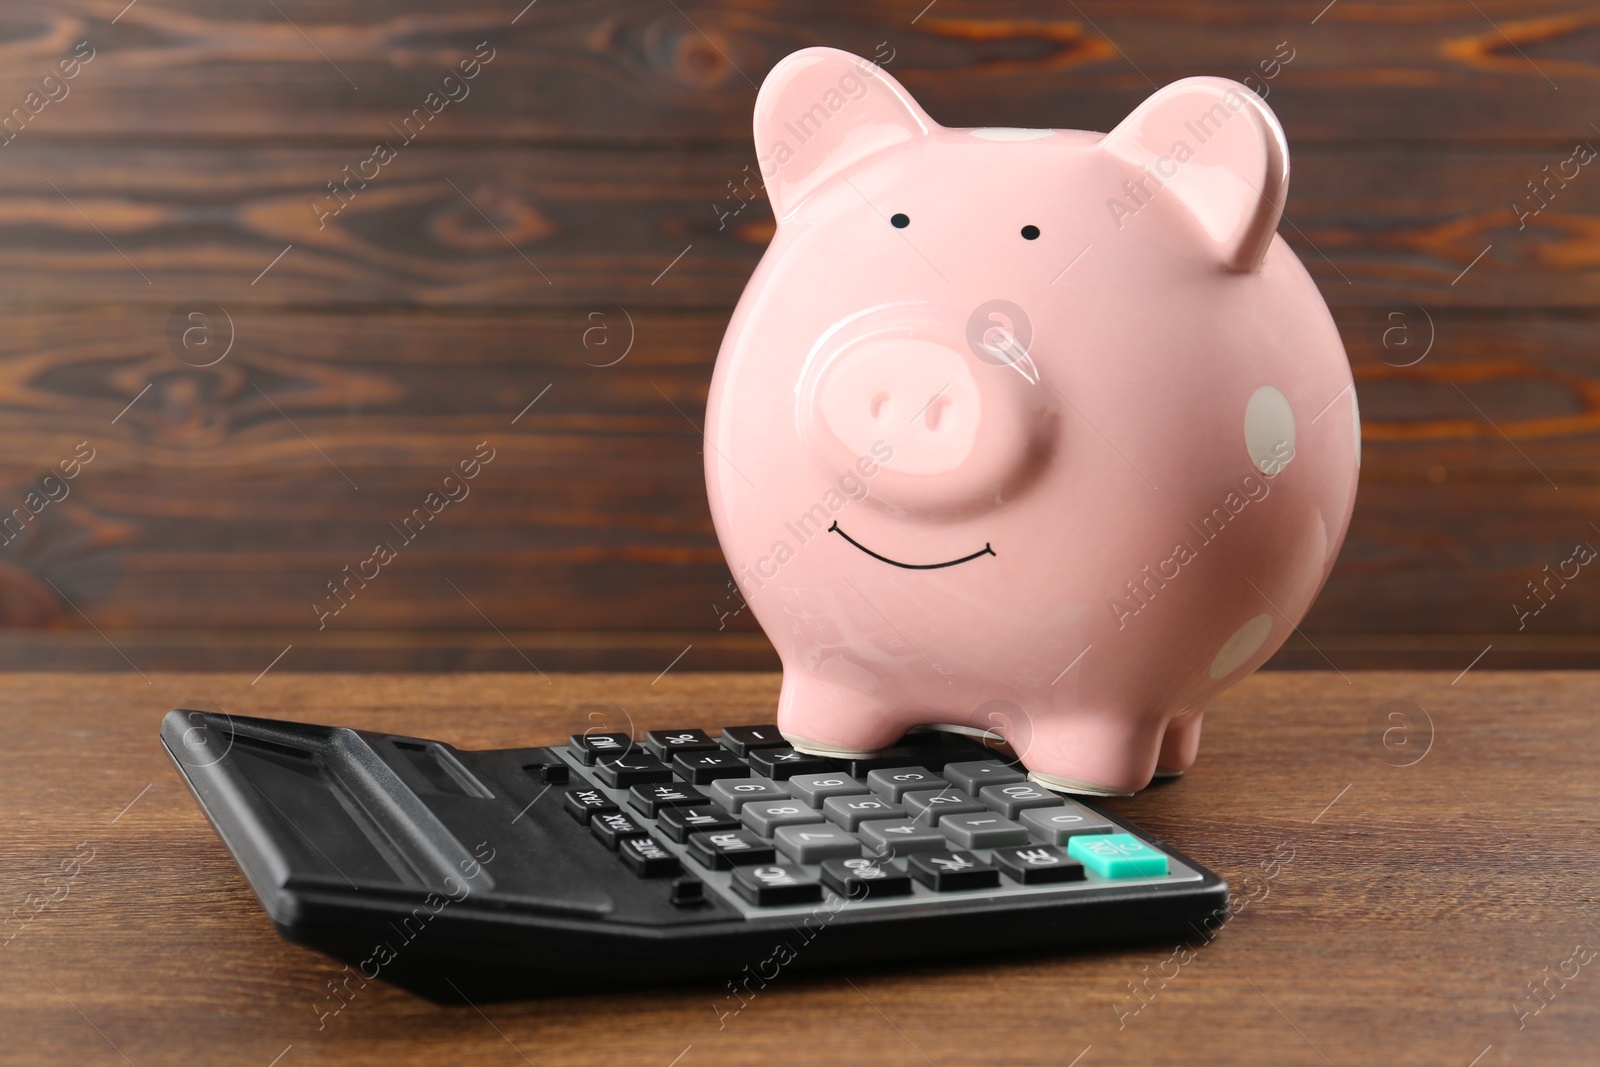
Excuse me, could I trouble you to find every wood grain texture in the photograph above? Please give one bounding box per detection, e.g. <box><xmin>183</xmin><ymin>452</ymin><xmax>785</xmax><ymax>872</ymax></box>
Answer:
<box><xmin>0</xmin><ymin>144</ymin><xmax>1594</xmax><ymax>306</ymax></box>
<box><xmin>0</xmin><ymin>305</ymin><xmax>1596</xmax><ymax>643</ymax></box>
<box><xmin>0</xmin><ymin>0</ymin><xmax>1595</xmax><ymax>666</ymax></box>
<box><xmin>1</xmin><ymin>671</ymin><xmax>1595</xmax><ymax>1066</ymax></box>
<box><xmin>7</xmin><ymin>1</ymin><xmax>1600</xmax><ymax>142</ymax></box>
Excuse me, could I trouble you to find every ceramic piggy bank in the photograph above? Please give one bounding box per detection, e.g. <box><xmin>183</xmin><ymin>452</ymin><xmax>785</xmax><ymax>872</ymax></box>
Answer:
<box><xmin>704</xmin><ymin>48</ymin><xmax>1358</xmax><ymax>795</ymax></box>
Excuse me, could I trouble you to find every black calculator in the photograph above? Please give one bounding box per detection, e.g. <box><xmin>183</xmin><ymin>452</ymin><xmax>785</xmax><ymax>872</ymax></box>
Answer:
<box><xmin>161</xmin><ymin>709</ymin><xmax>1227</xmax><ymax>1001</ymax></box>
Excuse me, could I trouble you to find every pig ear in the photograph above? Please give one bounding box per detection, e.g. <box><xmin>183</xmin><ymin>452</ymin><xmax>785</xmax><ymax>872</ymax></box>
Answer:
<box><xmin>1098</xmin><ymin>77</ymin><xmax>1288</xmax><ymax>272</ymax></box>
<box><xmin>755</xmin><ymin>48</ymin><xmax>934</xmax><ymax>220</ymax></box>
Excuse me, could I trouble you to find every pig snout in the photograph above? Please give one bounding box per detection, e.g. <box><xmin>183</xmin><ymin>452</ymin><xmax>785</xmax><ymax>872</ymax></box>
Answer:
<box><xmin>801</xmin><ymin>304</ymin><xmax>1055</xmax><ymax>516</ymax></box>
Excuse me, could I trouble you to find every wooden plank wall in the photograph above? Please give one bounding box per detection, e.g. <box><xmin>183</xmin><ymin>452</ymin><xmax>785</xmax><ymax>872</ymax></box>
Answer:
<box><xmin>0</xmin><ymin>0</ymin><xmax>1597</xmax><ymax>672</ymax></box>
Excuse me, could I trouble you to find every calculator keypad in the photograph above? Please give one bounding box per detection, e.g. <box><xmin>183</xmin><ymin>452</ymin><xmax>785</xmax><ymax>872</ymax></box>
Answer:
<box><xmin>740</xmin><ymin>799</ymin><xmax>825</xmax><ymax>836</ymax></box>
<box><xmin>709</xmin><ymin>776</ymin><xmax>789</xmax><ymax>811</ymax></box>
<box><xmin>747</xmin><ymin>746</ymin><xmax>837</xmax><ymax>780</ymax></box>
<box><xmin>991</xmin><ymin>844</ymin><xmax>1084</xmax><ymax>884</ymax></box>
<box><xmin>823</xmin><ymin>794</ymin><xmax>907</xmax><ymax>830</ymax></box>
<box><xmin>618</xmin><ymin>834</ymin><xmax>681</xmax><ymax>877</ymax></box>
<box><xmin>937</xmin><ymin>812</ymin><xmax>1029</xmax><ymax>850</ymax></box>
<box><xmin>978</xmin><ymin>781</ymin><xmax>1067</xmax><ymax>819</ymax></box>
<box><xmin>645</xmin><ymin>729</ymin><xmax>719</xmax><ymax>760</ymax></box>
<box><xmin>656</xmin><ymin>803</ymin><xmax>738</xmax><ymax>843</ymax></box>
<box><xmin>592</xmin><ymin>754</ymin><xmax>673</xmax><ymax>789</ymax></box>
<box><xmin>773</xmin><ymin>824</ymin><xmax>862</xmax><ymax>863</ymax></box>
<box><xmin>687</xmin><ymin>829</ymin><xmax>777</xmax><ymax>868</ymax></box>
<box><xmin>558</xmin><ymin>724</ymin><xmax>1182</xmax><ymax>912</ymax></box>
<box><xmin>731</xmin><ymin>863</ymin><xmax>823</xmax><ymax>906</ymax></box>
<box><xmin>857</xmin><ymin>819</ymin><xmax>948</xmax><ymax>855</ymax></box>
<box><xmin>671</xmin><ymin>750</ymin><xmax>750</xmax><ymax>784</ymax></box>
<box><xmin>628</xmin><ymin>782</ymin><xmax>707</xmax><ymax>818</ymax></box>
<box><xmin>820</xmin><ymin>857</ymin><xmax>914</xmax><ymax>899</ymax></box>
<box><xmin>1019</xmin><ymin>801</ymin><xmax>1116</xmax><ymax>844</ymax></box>
<box><xmin>901</xmin><ymin>788</ymin><xmax>986</xmax><ymax>824</ymax></box>
<box><xmin>908</xmin><ymin>850</ymin><xmax>999</xmax><ymax>892</ymax></box>
<box><xmin>786</xmin><ymin>772</ymin><xmax>870</xmax><ymax>807</ymax></box>
<box><xmin>866</xmin><ymin>767</ymin><xmax>941</xmax><ymax>801</ymax></box>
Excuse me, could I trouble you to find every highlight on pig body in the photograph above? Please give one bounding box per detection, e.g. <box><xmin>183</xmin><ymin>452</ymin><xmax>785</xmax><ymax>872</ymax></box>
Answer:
<box><xmin>704</xmin><ymin>47</ymin><xmax>1359</xmax><ymax>795</ymax></box>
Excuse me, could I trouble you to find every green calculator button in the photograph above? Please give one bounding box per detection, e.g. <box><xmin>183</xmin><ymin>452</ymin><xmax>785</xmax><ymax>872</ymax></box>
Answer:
<box><xmin>1067</xmin><ymin>833</ymin><xmax>1169</xmax><ymax>878</ymax></box>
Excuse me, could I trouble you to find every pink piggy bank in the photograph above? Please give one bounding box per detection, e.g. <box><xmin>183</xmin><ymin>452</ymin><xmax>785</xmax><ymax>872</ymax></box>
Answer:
<box><xmin>704</xmin><ymin>48</ymin><xmax>1359</xmax><ymax>795</ymax></box>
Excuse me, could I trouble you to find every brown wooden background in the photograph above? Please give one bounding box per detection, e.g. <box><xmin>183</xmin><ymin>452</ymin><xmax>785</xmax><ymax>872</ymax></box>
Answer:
<box><xmin>1</xmin><ymin>0</ymin><xmax>1598</xmax><ymax>673</ymax></box>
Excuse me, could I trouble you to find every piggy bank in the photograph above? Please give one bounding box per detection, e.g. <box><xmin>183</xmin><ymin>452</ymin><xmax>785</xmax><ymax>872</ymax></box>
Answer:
<box><xmin>704</xmin><ymin>48</ymin><xmax>1358</xmax><ymax>795</ymax></box>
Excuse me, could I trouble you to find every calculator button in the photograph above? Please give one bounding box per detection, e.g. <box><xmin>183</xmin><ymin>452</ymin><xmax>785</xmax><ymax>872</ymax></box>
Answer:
<box><xmin>977</xmin><ymin>781</ymin><xmax>1065</xmax><ymax>819</ymax></box>
<box><xmin>842</xmin><ymin>747</ymin><xmax>935</xmax><ymax>776</ymax></box>
<box><xmin>590</xmin><ymin>810</ymin><xmax>650</xmax><ymax>850</ymax></box>
<box><xmin>866</xmin><ymin>767</ymin><xmax>941</xmax><ymax>802</ymax></box>
<box><xmin>941</xmin><ymin>760</ymin><xmax>1026</xmax><ymax>796</ymax></box>
<box><xmin>618</xmin><ymin>834</ymin><xmax>681</xmax><ymax>877</ymax></box>
<box><xmin>857</xmin><ymin>819</ymin><xmax>949</xmax><ymax>856</ymax></box>
<box><xmin>907</xmin><ymin>850</ymin><xmax>1000</xmax><ymax>892</ymax></box>
<box><xmin>773</xmin><ymin>824</ymin><xmax>862</xmax><ymax>864</ymax></box>
<box><xmin>786</xmin><ymin>772</ymin><xmax>870</xmax><ymax>807</ymax></box>
<box><xmin>593</xmin><ymin>753</ymin><xmax>674</xmax><ymax>788</ymax></box>
<box><xmin>1067</xmin><ymin>834</ymin><xmax>1169</xmax><ymax>878</ymax></box>
<box><xmin>747</xmin><ymin>747</ymin><xmax>838</xmax><ymax>780</ymax></box>
<box><xmin>731</xmin><ymin>864</ymin><xmax>823</xmax><ymax>906</ymax></box>
<box><xmin>820</xmin><ymin>857</ymin><xmax>914</xmax><ymax>899</ymax></box>
<box><xmin>1018</xmin><ymin>802</ymin><xmax>1117</xmax><ymax>844</ymax></box>
<box><xmin>823</xmin><ymin>795</ymin><xmax>907</xmax><ymax>831</ymax></box>
<box><xmin>645</xmin><ymin>729</ymin><xmax>719</xmax><ymax>760</ymax></box>
<box><xmin>709</xmin><ymin>777</ymin><xmax>790</xmax><ymax>812</ymax></box>
<box><xmin>720</xmin><ymin>725</ymin><xmax>787</xmax><ymax>756</ymax></box>
<box><xmin>937</xmin><ymin>812</ymin><xmax>1029</xmax><ymax>850</ymax></box>
<box><xmin>669</xmin><ymin>877</ymin><xmax>705</xmax><ymax>906</ymax></box>
<box><xmin>522</xmin><ymin>760</ymin><xmax>569</xmax><ymax>785</ymax></box>
<box><xmin>901</xmin><ymin>788</ymin><xmax>986</xmax><ymax>825</ymax></box>
<box><xmin>991</xmin><ymin>845</ymin><xmax>1085</xmax><ymax>885</ymax></box>
<box><xmin>656</xmin><ymin>804</ymin><xmax>739</xmax><ymax>843</ymax></box>
<box><xmin>672</xmin><ymin>750</ymin><xmax>750</xmax><ymax>785</ymax></box>
<box><xmin>741</xmin><ymin>799</ymin><xmax>825</xmax><ymax>836</ymax></box>
<box><xmin>563</xmin><ymin>787</ymin><xmax>618</xmax><ymax>824</ymax></box>
<box><xmin>687</xmin><ymin>829</ymin><xmax>777</xmax><ymax>869</ymax></box>
<box><xmin>567</xmin><ymin>732</ymin><xmax>634</xmax><ymax>765</ymax></box>
<box><xmin>627</xmin><ymin>782</ymin><xmax>708</xmax><ymax>818</ymax></box>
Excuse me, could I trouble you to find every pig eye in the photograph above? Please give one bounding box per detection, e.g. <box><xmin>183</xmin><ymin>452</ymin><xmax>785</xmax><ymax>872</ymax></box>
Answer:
<box><xmin>890</xmin><ymin>213</ymin><xmax>910</xmax><ymax>229</ymax></box>
<box><xmin>1021</xmin><ymin>225</ymin><xmax>1040</xmax><ymax>240</ymax></box>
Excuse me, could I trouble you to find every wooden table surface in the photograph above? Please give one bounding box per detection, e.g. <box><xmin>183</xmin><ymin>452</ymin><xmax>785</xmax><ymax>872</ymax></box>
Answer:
<box><xmin>2</xmin><ymin>671</ymin><xmax>1595</xmax><ymax>1066</ymax></box>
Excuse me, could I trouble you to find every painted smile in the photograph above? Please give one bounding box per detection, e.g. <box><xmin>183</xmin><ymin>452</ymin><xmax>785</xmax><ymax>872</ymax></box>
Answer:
<box><xmin>828</xmin><ymin>521</ymin><xmax>996</xmax><ymax>570</ymax></box>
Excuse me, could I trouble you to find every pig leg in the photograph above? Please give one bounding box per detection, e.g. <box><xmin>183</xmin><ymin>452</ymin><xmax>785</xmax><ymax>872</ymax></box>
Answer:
<box><xmin>1154</xmin><ymin>708</ymin><xmax>1205</xmax><ymax>778</ymax></box>
<box><xmin>776</xmin><ymin>673</ymin><xmax>909</xmax><ymax>756</ymax></box>
<box><xmin>1024</xmin><ymin>712</ymin><xmax>1166</xmax><ymax>797</ymax></box>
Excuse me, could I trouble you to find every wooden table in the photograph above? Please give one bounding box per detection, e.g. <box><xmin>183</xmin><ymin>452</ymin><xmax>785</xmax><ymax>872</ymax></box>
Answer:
<box><xmin>3</xmin><ymin>671</ymin><xmax>1594</xmax><ymax>1066</ymax></box>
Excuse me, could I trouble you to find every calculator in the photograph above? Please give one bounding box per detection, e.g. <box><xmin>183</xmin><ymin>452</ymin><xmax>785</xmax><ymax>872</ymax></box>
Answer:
<box><xmin>161</xmin><ymin>709</ymin><xmax>1227</xmax><ymax>1001</ymax></box>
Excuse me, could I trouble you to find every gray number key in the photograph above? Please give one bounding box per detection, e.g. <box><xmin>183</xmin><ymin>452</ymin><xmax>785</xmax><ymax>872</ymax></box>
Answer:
<box><xmin>857</xmin><ymin>818</ymin><xmax>948</xmax><ymax>856</ymax></box>
<box><xmin>774</xmin><ymin>824</ymin><xmax>862</xmax><ymax>863</ymax></box>
<box><xmin>823</xmin><ymin>794</ymin><xmax>907</xmax><ymax>830</ymax></box>
<box><xmin>941</xmin><ymin>759</ymin><xmax>1026</xmax><ymax>796</ymax></box>
<box><xmin>902</xmin><ymin>788</ymin><xmax>986</xmax><ymax>825</ymax></box>
<box><xmin>741</xmin><ymin>799</ymin><xmax>825</xmax><ymax>836</ymax></box>
<box><xmin>786</xmin><ymin>772</ymin><xmax>869</xmax><ymax>807</ymax></box>
<box><xmin>938</xmin><ymin>812</ymin><xmax>1029</xmax><ymax>849</ymax></box>
<box><xmin>978</xmin><ymin>781</ymin><xmax>1066</xmax><ymax>819</ymax></box>
<box><xmin>1019</xmin><ymin>801</ymin><xmax>1117</xmax><ymax>844</ymax></box>
<box><xmin>865</xmin><ymin>766</ymin><xmax>940</xmax><ymax>802</ymax></box>
<box><xmin>709</xmin><ymin>776</ymin><xmax>790</xmax><ymax>812</ymax></box>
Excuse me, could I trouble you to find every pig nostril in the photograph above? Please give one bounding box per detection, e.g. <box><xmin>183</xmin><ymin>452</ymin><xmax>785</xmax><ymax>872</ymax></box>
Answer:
<box><xmin>924</xmin><ymin>396</ymin><xmax>949</xmax><ymax>431</ymax></box>
<box><xmin>870</xmin><ymin>390</ymin><xmax>890</xmax><ymax>419</ymax></box>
